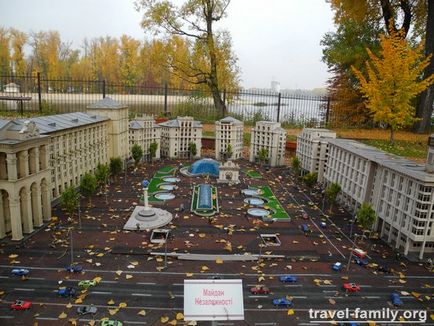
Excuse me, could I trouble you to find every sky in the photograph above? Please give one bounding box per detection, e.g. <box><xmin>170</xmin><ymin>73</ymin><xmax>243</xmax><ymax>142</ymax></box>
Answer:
<box><xmin>0</xmin><ymin>0</ymin><xmax>336</xmax><ymax>90</ymax></box>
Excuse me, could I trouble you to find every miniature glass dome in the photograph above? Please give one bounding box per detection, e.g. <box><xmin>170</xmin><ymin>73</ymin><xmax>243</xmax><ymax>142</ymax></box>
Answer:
<box><xmin>189</xmin><ymin>158</ymin><xmax>220</xmax><ymax>177</ymax></box>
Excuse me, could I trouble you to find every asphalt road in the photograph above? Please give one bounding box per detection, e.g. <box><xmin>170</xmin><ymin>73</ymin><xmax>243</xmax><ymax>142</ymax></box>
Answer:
<box><xmin>0</xmin><ymin>159</ymin><xmax>433</xmax><ymax>326</ymax></box>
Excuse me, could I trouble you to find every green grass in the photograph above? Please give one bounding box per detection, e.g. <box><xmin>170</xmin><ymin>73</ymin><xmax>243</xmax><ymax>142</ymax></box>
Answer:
<box><xmin>253</xmin><ymin>186</ymin><xmax>289</xmax><ymax>220</ymax></box>
<box><xmin>148</xmin><ymin>166</ymin><xmax>176</xmax><ymax>194</ymax></box>
<box><xmin>244</xmin><ymin>169</ymin><xmax>262</xmax><ymax>179</ymax></box>
<box><xmin>360</xmin><ymin>139</ymin><xmax>428</xmax><ymax>160</ymax></box>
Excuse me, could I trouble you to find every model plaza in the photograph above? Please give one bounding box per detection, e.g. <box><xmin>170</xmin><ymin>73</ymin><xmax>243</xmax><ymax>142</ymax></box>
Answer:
<box><xmin>0</xmin><ymin>99</ymin><xmax>433</xmax><ymax>325</ymax></box>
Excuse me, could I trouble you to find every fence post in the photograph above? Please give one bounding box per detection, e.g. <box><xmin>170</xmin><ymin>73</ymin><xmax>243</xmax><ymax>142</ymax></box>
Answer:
<box><xmin>37</xmin><ymin>72</ymin><xmax>42</xmax><ymax>113</ymax></box>
<box><xmin>325</xmin><ymin>96</ymin><xmax>331</xmax><ymax>125</ymax></box>
<box><xmin>277</xmin><ymin>92</ymin><xmax>281</xmax><ymax>122</ymax></box>
<box><xmin>164</xmin><ymin>83</ymin><xmax>168</xmax><ymax>116</ymax></box>
<box><xmin>102</xmin><ymin>80</ymin><xmax>106</xmax><ymax>98</ymax></box>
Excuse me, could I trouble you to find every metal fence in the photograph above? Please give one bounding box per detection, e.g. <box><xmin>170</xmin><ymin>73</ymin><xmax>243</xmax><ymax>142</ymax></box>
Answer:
<box><xmin>0</xmin><ymin>74</ymin><xmax>330</xmax><ymax>127</ymax></box>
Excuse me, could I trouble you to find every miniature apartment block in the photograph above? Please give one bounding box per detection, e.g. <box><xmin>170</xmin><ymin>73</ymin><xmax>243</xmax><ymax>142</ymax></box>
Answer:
<box><xmin>129</xmin><ymin>115</ymin><xmax>161</xmax><ymax>160</ymax></box>
<box><xmin>249</xmin><ymin>121</ymin><xmax>286</xmax><ymax>166</ymax></box>
<box><xmin>296</xmin><ymin>128</ymin><xmax>336</xmax><ymax>182</ymax></box>
<box><xmin>159</xmin><ymin>116</ymin><xmax>202</xmax><ymax>159</ymax></box>
<box><xmin>215</xmin><ymin>116</ymin><xmax>244</xmax><ymax>160</ymax></box>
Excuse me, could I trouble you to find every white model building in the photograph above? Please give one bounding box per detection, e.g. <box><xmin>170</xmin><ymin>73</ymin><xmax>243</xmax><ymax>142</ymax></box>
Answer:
<box><xmin>296</xmin><ymin>128</ymin><xmax>336</xmax><ymax>182</ymax></box>
<box><xmin>0</xmin><ymin>97</ymin><xmax>130</xmax><ymax>241</ymax></box>
<box><xmin>218</xmin><ymin>160</ymin><xmax>240</xmax><ymax>184</ymax></box>
<box><xmin>159</xmin><ymin>116</ymin><xmax>202</xmax><ymax>159</ymax></box>
<box><xmin>87</xmin><ymin>97</ymin><xmax>129</xmax><ymax>161</ymax></box>
<box><xmin>215</xmin><ymin>116</ymin><xmax>244</xmax><ymax>160</ymax></box>
<box><xmin>129</xmin><ymin>115</ymin><xmax>161</xmax><ymax>160</ymax></box>
<box><xmin>324</xmin><ymin>138</ymin><xmax>434</xmax><ymax>259</ymax></box>
<box><xmin>249</xmin><ymin>121</ymin><xmax>286</xmax><ymax>166</ymax></box>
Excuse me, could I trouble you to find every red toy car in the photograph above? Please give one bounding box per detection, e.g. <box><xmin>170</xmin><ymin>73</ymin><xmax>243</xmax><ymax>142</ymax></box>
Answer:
<box><xmin>342</xmin><ymin>283</ymin><xmax>361</xmax><ymax>293</ymax></box>
<box><xmin>10</xmin><ymin>300</ymin><xmax>32</xmax><ymax>310</ymax></box>
<box><xmin>250</xmin><ymin>285</ymin><xmax>270</xmax><ymax>295</ymax></box>
<box><xmin>302</xmin><ymin>212</ymin><xmax>309</xmax><ymax>219</ymax></box>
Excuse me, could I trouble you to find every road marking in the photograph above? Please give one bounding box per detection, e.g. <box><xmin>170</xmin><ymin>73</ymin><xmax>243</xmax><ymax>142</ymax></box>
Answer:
<box><xmin>249</xmin><ymin>295</ymin><xmax>269</xmax><ymax>298</ymax></box>
<box><xmin>388</xmin><ymin>285</ymin><xmax>404</xmax><ymax>288</ymax></box>
<box><xmin>136</xmin><ymin>282</ymin><xmax>156</xmax><ymax>285</ymax></box>
<box><xmin>101</xmin><ymin>280</ymin><xmax>117</xmax><ymax>284</ymax></box>
<box><xmin>291</xmin><ymin>296</ymin><xmax>307</xmax><ymax>299</ymax></box>
<box><xmin>318</xmin><ymin>285</ymin><xmax>336</xmax><ymax>287</ymax></box>
<box><xmin>79</xmin><ymin>319</ymin><xmax>147</xmax><ymax>325</ymax></box>
<box><xmin>0</xmin><ymin>265</ymin><xmax>335</xmax><ymax>278</ymax></box>
<box><xmin>324</xmin><ymin>296</ymin><xmax>344</xmax><ymax>299</ymax></box>
<box><xmin>0</xmin><ymin>276</ymin><xmax>9</xmax><ymax>279</ymax></box>
<box><xmin>13</xmin><ymin>288</ymin><xmax>35</xmax><ymax>291</ymax></box>
<box><xmin>255</xmin><ymin>323</ymin><xmax>277</xmax><ymax>326</ymax></box>
<box><xmin>284</xmin><ymin>284</ymin><xmax>303</xmax><ymax>287</ymax></box>
<box><xmin>91</xmin><ymin>291</ymin><xmax>112</xmax><ymax>295</ymax></box>
<box><xmin>36</xmin><ymin>317</ymin><xmax>58</xmax><ymax>321</ymax></box>
<box><xmin>360</xmin><ymin>285</ymin><xmax>372</xmax><ymax>287</ymax></box>
<box><xmin>322</xmin><ymin>290</ymin><xmax>338</xmax><ymax>293</ymax></box>
<box><xmin>132</xmin><ymin>293</ymin><xmax>152</xmax><ymax>297</ymax></box>
<box><xmin>29</xmin><ymin>277</ymin><xmax>45</xmax><ymax>280</ymax></box>
<box><xmin>173</xmin><ymin>283</ymin><xmax>184</xmax><ymax>286</ymax></box>
<box><xmin>363</xmin><ymin>296</ymin><xmax>381</xmax><ymax>299</ymax></box>
<box><xmin>0</xmin><ymin>316</ymin><xmax>14</xmax><ymax>319</ymax></box>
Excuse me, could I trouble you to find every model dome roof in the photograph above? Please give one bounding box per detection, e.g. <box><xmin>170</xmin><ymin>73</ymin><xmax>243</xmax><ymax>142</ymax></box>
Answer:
<box><xmin>189</xmin><ymin>158</ymin><xmax>220</xmax><ymax>177</ymax></box>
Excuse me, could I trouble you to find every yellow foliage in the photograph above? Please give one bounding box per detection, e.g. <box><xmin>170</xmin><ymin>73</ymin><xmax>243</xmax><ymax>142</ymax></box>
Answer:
<box><xmin>352</xmin><ymin>29</ymin><xmax>434</xmax><ymax>142</ymax></box>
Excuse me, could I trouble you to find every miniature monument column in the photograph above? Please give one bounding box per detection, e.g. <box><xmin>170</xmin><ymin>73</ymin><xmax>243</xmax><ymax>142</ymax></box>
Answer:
<box><xmin>142</xmin><ymin>179</ymin><xmax>150</xmax><ymax>210</ymax></box>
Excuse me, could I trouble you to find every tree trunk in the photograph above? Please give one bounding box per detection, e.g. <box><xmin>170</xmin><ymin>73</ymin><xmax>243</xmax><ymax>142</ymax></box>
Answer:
<box><xmin>389</xmin><ymin>127</ymin><xmax>395</xmax><ymax>144</ymax></box>
<box><xmin>205</xmin><ymin>2</ymin><xmax>227</xmax><ymax>118</ymax></box>
<box><xmin>414</xmin><ymin>0</ymin><xmax>434</xmax><ymax>134</ymax></box>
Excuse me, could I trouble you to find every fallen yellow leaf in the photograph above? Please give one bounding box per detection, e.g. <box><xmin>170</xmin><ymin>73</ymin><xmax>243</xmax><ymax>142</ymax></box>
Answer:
<box><xmin>201</xmin><ymin>266</ymin><xmax>209</xmax><ymax>271</ymax></box>
<box><xmin>287</xmin><ymin>309</ymin><xmax>294</xmax><ymax>316</ymax></box>
<box><xmin>169</xmin><ymin>320</ymin><xmax>177</xmax><ymax>325</ymax></box>
<box><xmin>161</xmin><ymin>316</ymin><xmax>169</xmax><ymax>323</ymax></box>
<box><xmin>176</xmin><ymin>312</ymin><xmax>184</xmax><ymax>320</ymax></box>
<box><xmin>186</xmin><ymin>273</ymin><xmax>193</xmax><ymax>277</ymax></box>
<box><xmin>109</xmin><ymin>308</ymin><xmax>119</xmax><ymax>315</ymax></box>
<box><xmin>107</xmin><ymin>299</ymin><xmax>115</xmax><ymax>305</ymax></box>
<box><xmin>215</xmin><ymin>258</ymin><xmax>223</xmax><ymax>264</ymax></box>
<box><xmin>58</xmin><ymin>312</ymin><xmax>67</xmax><ymax>319</ymax></box>
<box><xmin>119</xmin><ymin>302</ymin><xmax>127</xmax><ymax>308</ymax></box>
<box><xmin>66</xmin><ymin>303</ymin><xmax>73</xmax><ymax>309</ymax></box>
<box><xmin>138</xmin><ymin>310</ymin><xmax>146</xmax><ymax>316</ymax></box>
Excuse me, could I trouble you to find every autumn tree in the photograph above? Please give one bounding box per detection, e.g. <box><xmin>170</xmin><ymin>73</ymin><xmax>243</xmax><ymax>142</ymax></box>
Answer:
<box><xmin>119</xmin><ymin>35</ymin><xmax>140</xmax><ymax>87</ymax></box>
<box><xmin>10</xmin><ymin>28</ymin><xmax>27</xmax><ymax>75</ymax></box>
<box><xmin>0</xmin><ymin>28</ymin><xmax>10</xmax><ymax>76</ymax></box>
<box><xmin>79</xmin><ymin>172</ymin><xmax>97</xmax><ymax>206</ymax></box>
<box><xmin>326</xmin><ymin>0</ymin><xmax>434</xmax><ymax>132</ymax></box>
<box><xmin>352</xmin><ymin>29</ymin><xmax>434</xmax><ymax>144</ymax></box>
<box><xmin>60</xmin><ymin>186</ymin><xmax>79</xmax><ymax>220</ymax></box>
<box><xmin>131</xmin><ymin>144</ymin><xmax>144</xmax><ymax>167</ymax></box>
<box><xmin>136</xmin><ymin>0</ymin><xmax>239</xmax><ymax>116</ymax></box>
<box><xmin>291</xmin><ymin>156</ymin><xmax>301</xmax><ymax>176</ymax></box>
<box><xmin>303</xmin><ymin>172</ymin><xmax>317</xmax><ymax>189</ymax></box>
<box><xmin>325</xmin><ymin>182</ymin><xmax>341</xmax><ymax>213</ymax></box>
<box><xmin>356</xmin><ymin>202</ymin><xmax>377</xmax><ymax>237</ymax></box>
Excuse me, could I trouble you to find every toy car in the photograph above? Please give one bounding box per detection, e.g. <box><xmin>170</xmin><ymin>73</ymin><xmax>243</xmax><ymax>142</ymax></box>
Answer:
<box><xmin>332</xmin><ymin>262</ymin><xmax>342</xmax><ymax>271</ymax></box>
<box><xmin>320</xmin><ymin>222</ymin><xmax>327</xmax><ymax>229</ymax></box>
<box><xmin>301</xmin><ymin>224</ymin><xmax>310</xmax><ymax>233</ymax></box>
<box><xmin>390</xmin><ymin>292</ymin><xmax>403</xmax><ymax>306</ymax></box>
<box><xmin>10</xmin><ymin>300</ymin><xmax>32</xmax><ymax>310</ymax></box>
<box><xmin>65</xmin><ymin>265</ymin><xmax>83</xmax><ymax>273</ymax></box>
<box><xmin>101</xmin><ymin>320</ymin><xmax>123</xmax><ymax>326</ymax></box>
<box><xmin>353</xmin><ymin>256</ymin><xmax>369</xmax><ymax>266</ymax></box>
<box><xmin>352</xmin><ymin>248</ymin><xmax>367</xmax><ymax>259</ymax></box>
<box><xmin>58</xmin><ymin>287</ymin><xmax>77</xmax><ymax>298</ymax></box>
<box><xmin>342</xmin><ymin>283</ymin><xmax>361</xmax><ymax>292</ymax></box>
<box><xmin>78</xmin><ymin>280</ymin><xmax>96</xmax><ymax>289</ymax></box>
<box><xmin>11</xmin><ymin>269</ymin><xmax>30</xmax><ymax>277</ymax></box>
<box><xmin>77</xmin><ymin>305</ymin><xmax>97</xmax><ymax>315</ymax></box>
<box><xmin>302</xmin><ymin>212</ymin><xmax>309</xmax><ymax>219</ymax></box>
<box><xmin>250</xmin><ymin>285</ymin><xmax>270</xmax><ymax>295</ymax></box>
<box><xmin>279</xmin><ymin>275</ymin><xmax>297</xmax><ymax>283</ymax></box>
<box><xmin>272</xmin><ymin>297</ymin><xmax>293</xmax><ymax>307</ymax></box>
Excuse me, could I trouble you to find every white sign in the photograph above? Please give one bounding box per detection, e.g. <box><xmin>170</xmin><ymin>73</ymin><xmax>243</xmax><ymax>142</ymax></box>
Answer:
<box><xmin>184</xmin><ymin>279</ymin><xmax>244</xmax><ymax>321</ymax></box>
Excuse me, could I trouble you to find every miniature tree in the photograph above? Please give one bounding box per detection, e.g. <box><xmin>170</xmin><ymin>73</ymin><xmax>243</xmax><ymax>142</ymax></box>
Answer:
<box><xmin>109</xmin><ymin>157</ymin><xmax>123</xmax><ymax>180</ymax></box>
<box><xmin>225</xmin><ymin>144</ymin><xmax>233</xmax><ymax>161</ymax></box>
<box><xmin>80</xmin><ymin>172</ymin><xmax>97</xmax><ymax>206</ymax></box>
<box><xmin>60</xmin><ymin>186</ymin><xmax>79</xmax><ymax>221</ymax></box>
<box><xmin>95</xmin><ymin>163</ymin><xmax>109</xmax><ymax>191</ymax></box>
<box><xmin>188</xmin><ymin>142</ymin><xmax>197</xmax><ymax>158</ymax></box>
<box><xmin>291</xmin><ymin>156</ymin><xmax>301</xmax><ymax>176</ymax></box>
<box><xmin>356</xmin><ymin>202</ymin><xmax>377</xmax><ymax>238</ymax></box>
<box><xmin>303</xmin><ymin>172</ymin><xmax>317</xmax><ymax>188</ymax></box>
<box><xmin>131</xmin><ymin>144</ymin><xmax>143</xmax><ymax>167</ymax></box>
<box><xmin>257</xmin><ymin>148</ymin><xmax>269</xmax><ymax>165</ymax></box>
<box><xmin>325</xmin><ymin>182</ymin><xmax>341</xmax><ymax>213</ymax></box>
<box><xmin>149</xmin><ymin>141</ymin><xmax>158</xmax><ymax>161</ymax></box>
